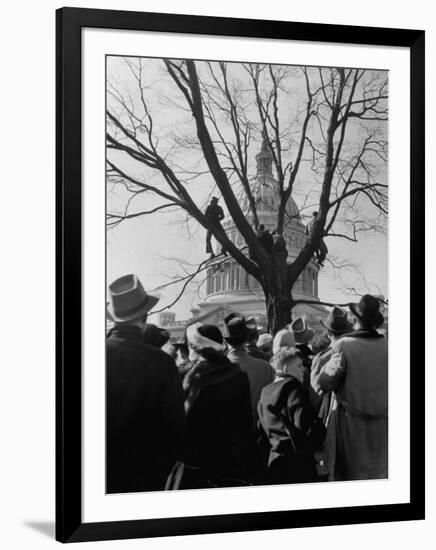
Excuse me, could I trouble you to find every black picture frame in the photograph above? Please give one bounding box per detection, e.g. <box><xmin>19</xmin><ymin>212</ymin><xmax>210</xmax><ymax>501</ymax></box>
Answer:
<box><xmin>56</xmin><ymin>7</ymin><xmax>425</xmax><ymax>543</ymax></box>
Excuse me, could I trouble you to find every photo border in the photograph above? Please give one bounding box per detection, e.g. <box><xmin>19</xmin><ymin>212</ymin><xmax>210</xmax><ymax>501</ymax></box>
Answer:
<box><xmin>56</xmin><ymin>7</ymin><xmax>425</xmax><ymax>543</ymax></box>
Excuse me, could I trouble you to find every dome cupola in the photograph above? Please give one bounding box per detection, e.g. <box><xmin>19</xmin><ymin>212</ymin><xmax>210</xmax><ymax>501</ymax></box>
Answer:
<box><xmin>255</xmin><ymin>134</ymin><xmax>274</xmax><ymax>176</ymax></box>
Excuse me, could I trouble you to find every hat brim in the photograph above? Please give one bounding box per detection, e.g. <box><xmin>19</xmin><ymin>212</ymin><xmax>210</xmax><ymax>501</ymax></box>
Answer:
<box><xmin>349</xmin><ymin>303</ymin><xmax>384</xmax><ymax>328</ymax></box>
<box><xmin>106</xmin><ymin>293</ymin><xmax>159</xmax><ymax>323</ymax></box>
<box><xmin>320</xmin><ymin>319</ymin><xmax>353</xmax><ymax>335</ymax></box>
<box><xmin>294</xmin><ymin>329</ymin><xmax>315</xmax><ymax>344</ymax></box>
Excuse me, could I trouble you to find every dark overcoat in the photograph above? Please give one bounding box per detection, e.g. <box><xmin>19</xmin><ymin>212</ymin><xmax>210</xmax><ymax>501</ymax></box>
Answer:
<box><xmin>106</xmin><ymin>324</ymin><xmax>185</xmax><ymax>493</ymax></box>
<box><xmin>182</xmin><ymin>356</ymin><xmax>254</xmax><ymax>487</ymax></box>
<box><xmin>258</xmin><ymin>377</ymin><xmax>321</xmax><ymax>484</ymax></box>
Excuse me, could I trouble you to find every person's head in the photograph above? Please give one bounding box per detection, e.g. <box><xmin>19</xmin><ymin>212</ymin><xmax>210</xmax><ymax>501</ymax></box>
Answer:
<box><xmin>271</xmin><ymin>346</ymin><xmax>304</xmax><ymax>377</ymax></box>
<box><xmin>224</xmin><ymin>313</ymin><xmax>248</xmax><ymax>348</ymax></box>
<box><xmin>143</xmin><ymin>324</ymin><xmax>170</xmax><ymax>349</ymax></box>
<box><xmin>257</xmin><ymin>333</ymin><xmax>273</xmax><ymax>353</ymax></box>
<box><xmin>162</xmin><ymin>341</ymin><xmax>177</xmax><ymax>359</ymax></box>
<box><xmin>175</xmin><ymin>344</ymin><xmax>189</xmax><ymax>366</ymax></box>
<box><xmin>290</xmin><ymin>317</ymin><xmax>315</xmax><ymax>345</ymax></box>
<box><xmin>320</xmin><ymin>306</ymin><xmax>353</xmax><ymax>341</ymax></box>
<box><xmin>312</xmin><ymin>211</ymin><xmax>318</xmax><ymax>217</ymax></box>
<box><xmin>246</xmin><ymin>317</ymin><xmax>259</xmax><ymax>345</ymax></box>
<box><xmin>186</xmin><ymin>322</ymin><xmax>226</xmax><ymax>362</ymax></box>
<box><xmin>211</xmin><ymin>196</ymin><xmax>219</xmax><ymax>204</ymax></box>
<box><xmin>272</xmin><ymin>329</ymin><xmax>296</xmax><ymax>355</ymax></box>
<box><xmin>349</xmin><ymin>295</ymin><xmax>384</xmax><ymax>331</ymax></box>
<box><xmin>258</xmin><ymin>224</ymin><xmax>265</xmax><ymax>231</ymax></box>
<box><xmin>107</xmin><ymin>274</ymin><xmax>159</xmax><ymax>327</ymax></box>
<box><xmin>311</xmin><ymin>332</ymin><xmax>331</xmax><ymax>355</ymax></box>
<box><xmin>173</xmin><ymin>336</ymin><xmax>190</xmax><ymax>366</ymax></box>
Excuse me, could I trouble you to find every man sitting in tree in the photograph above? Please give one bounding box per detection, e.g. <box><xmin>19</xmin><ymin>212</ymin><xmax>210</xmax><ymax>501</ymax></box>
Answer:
<box><xmin>256</xmin><ymin>224</ymin><xmax>273</xmax><ymax>253</ymax></box>
<box><xmin>305</xmin><ymin>211</ymin><xmax>328</xmax><ymax>267</ymax></box>
<box><xmin>205</xmin><ymin>196</ymin><xmax>227</xmax><ymax>259</ymax></box>
<box><xmin>272</xmin><ymin>230</ymin><xmax>288</xmax><ymax>264</ymax></box>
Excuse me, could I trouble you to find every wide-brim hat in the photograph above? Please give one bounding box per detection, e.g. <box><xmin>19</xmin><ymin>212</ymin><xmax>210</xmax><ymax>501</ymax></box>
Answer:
<box><xmin>246</xmin><ymin>316</ymin><xmax>259</xmax><ymax>337</ymax></box>
<box><xmin>321</xmin><ymin>306</ymin><xmax>353</xmax><ymax>335</ymax></box>
<box><xmin>349</xmin><ymin>294</ymin><xmax>384</xmax><ymax>328</ymax></box>
<box><xmin>290</xmin><ymin>317</ymin><xmax>315</xmax><ymax>344</ymax></box>
<box><xmin>106</xmin><ymin>274</ymin><xmax>159</xmax><ymax>323</ymax></box>
<box><xmin>223</xmin><ymin>313</ymin><xmax>248</xmax><ymax>344</ymax></box>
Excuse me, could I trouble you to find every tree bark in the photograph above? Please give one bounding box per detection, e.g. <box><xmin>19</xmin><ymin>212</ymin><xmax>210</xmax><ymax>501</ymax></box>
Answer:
<box><xmin>266</xmin><ymin>292</ymin><xmax>293</xmax><ymax>335</ymax></box>
<box><xmin>264</xmin><ymin>256</ymin><xmax>293</xmax><ymax>334</ymax></box>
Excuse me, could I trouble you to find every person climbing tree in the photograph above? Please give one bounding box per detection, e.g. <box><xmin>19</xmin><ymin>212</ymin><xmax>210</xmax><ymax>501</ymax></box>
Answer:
<box><xmin>205</xmin><ymin>196</ymin><xmax>227</xmax><ymax>258</ymax></box>
<box><xmin>256</xmin><ymin>224</ymin><xmax>273</xmax><ymax>253</ymax></box>
<box><xmin>306</xmin><ymin>212</ymin><xmax>328</xmax><ymax>266</ymax></box>
<box><xmin>272</xmin><ymin>230</ymin><xmax>288</xmax><ymax>264</ymax></box>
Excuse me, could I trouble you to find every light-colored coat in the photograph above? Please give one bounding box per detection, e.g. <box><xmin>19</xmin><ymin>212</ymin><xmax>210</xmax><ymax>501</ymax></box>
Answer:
<box><xmin>319</xmin><ymin>332</ymin><xmax>388</xmax><ymax>481</ymax></box>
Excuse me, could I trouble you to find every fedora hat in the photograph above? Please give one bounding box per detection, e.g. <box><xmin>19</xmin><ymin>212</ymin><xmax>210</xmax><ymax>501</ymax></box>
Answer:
<box><xmin>246</xmin><ymin>316</ymin><xmax>259</xmax><ymax>337</ymax></box>
<box><xmin>350</xmin><ymin>294</ymin><xmax>384</xmax><ymax>328</ymax></box>
<box><xmin>321</xmin><ymin>306</ymin><xmax>353</xmax><ymax>335</ymax></box>
<box><xmin>290</xmin><ymin>317</ymin><xmax>315</xmax><ymax>344</ymax></box>
<box><xmin>223</xmin><ymin>313</ymin><xmax>248</xmax><ymax>344</ymax></box>
<box><xmin>107</xmin><ymin>274</ymin><xmax>159</xmax><ymax>323</ymax></box>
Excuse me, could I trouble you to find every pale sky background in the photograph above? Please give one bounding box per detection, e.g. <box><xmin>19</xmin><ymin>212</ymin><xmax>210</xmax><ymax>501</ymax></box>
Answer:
<box><xmin>106</xmin><ymin>56</ymin><xmax>388</xmax><ymax>321</ymax></box>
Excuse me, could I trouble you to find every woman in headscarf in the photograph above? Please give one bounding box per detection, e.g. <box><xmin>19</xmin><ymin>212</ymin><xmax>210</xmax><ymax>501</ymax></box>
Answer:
<box><xmin>257</xmin><ymin>347</ymin><xmax>325</xmax><ymax>485</ymax></box>
<box><xmin>166</xmin><ymin>322</ymin><xmax>254</xmax><ymax>489</ymax></box>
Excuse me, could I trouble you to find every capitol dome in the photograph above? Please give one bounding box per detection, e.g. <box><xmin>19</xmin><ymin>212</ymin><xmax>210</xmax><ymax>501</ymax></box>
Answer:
<box><xmin>196</xmin><ymin>137</ymin><xmax>325</xmax><ymax>331</ymax></box>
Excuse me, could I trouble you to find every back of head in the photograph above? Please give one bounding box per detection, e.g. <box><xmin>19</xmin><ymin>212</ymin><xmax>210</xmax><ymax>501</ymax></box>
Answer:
<box><xmin>224</xmin><ymin>313</ymin><xmax>248</xmax><ymax>347</ymax></box>
<box><xmin>270</xmin><ymin>346</ymin><xmax>302</xmax><ymax>375</ymax></box>
<box><xmin>246</xmin><ymin>316</ymin><xmax>259</xmax><ymax>344</ymax></box>
<box><xmin>186</xmin><ymin>322</ymin><xmax>226</xmax><ymax>362</ymax></box>
<box><xmin>198</xmin><ymin>324</ymin><xmax>223</xmax><ymax>345</ymax></box>
<box><xmin>272</xmin><ymin>329</ymin><xmax>296</xmax><ymax>355</ymax></box>
<box><xmin>311</xmin><ymin>332</ymin><xmax>331</xmax><ymax>355</ymax></box>
<box><xmin>143</xmin><ymin>324</ymin><xmax>170</xmax><ymax>349</ymax></box>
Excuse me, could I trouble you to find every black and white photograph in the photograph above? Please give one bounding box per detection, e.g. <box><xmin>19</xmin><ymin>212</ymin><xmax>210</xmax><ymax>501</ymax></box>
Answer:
<box><xmin>0</xmin><ymin>1</ymin><xmax>431</xmax><ymax>547</ymax></box>
<box><xmin>105</xmin><ymin>56</ymin><xmax>389</xmax><ymax>494</ymax></box>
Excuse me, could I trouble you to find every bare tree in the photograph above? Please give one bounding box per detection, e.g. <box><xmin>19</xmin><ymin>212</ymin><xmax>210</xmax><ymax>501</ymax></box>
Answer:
<box><xmin>106</xmin><ymin>57</ymin><xmax>388</xmax><ymax>333</ymax></box>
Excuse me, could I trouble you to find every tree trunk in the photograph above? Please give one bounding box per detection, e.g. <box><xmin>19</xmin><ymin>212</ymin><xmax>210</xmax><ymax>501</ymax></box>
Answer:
<box><xmin>266</xmin><ymin>293</ymin><xmax>293</xmax><ymax>335</ymax></box>
<box><xmin>264</xmin><ymin>260</ymin><xmax>293</xmax><ymax>335</ymax></box>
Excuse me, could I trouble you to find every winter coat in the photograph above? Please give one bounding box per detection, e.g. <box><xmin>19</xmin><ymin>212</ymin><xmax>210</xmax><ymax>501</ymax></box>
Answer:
<box><xmin>227</xmin><ymin>346</ymin><xmax>274</xmax><ymax>429</ymax></box>
<box><xmin>319</xmin><ymin>330</ymin><xmax>388</xmax><ymax>481</ymax></box>
<box><xmin>246</xmin><ymin>343</ymin><xmax>272</xmax><ymax>362</ymax></box>
<box><xmin>257</xmin><ymin>228</ymin><xmax>273</xmax><ymax>252</ymax></box>
<box><xmin>205</xmin><ymin>203</ymin><xmax>224</xmax><ymax>224</ymax></box>
<box><xmin>106</xmin><ymin>325</ymin><xmax>185</xmax><ymax>493</ymax></box>
<box><xmin>311</xmin><ymin>344</ymin><xmax>340</xmax><ymax>424</ymax></box>
<box><xmin>258</xmin><ymin>376</ymin><xmax>323</xmax><ymax>484</ymax></box>
<box><xmin>180</xmin><ymin>353</ymin><xmax>254</xmax><ymax>487</ymax></box>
